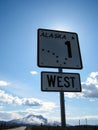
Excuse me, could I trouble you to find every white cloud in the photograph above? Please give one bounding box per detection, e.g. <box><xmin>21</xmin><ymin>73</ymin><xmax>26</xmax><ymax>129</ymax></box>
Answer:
<box><xmin>0</xmin><ymin>90</ymin><xmax>42</xmax><ymax>106</ymax></box>
<box><xmin>0</xmin><ymin>80</ymin><xmax>10</xmax><ymax>86</ymax></box>
<box><xmin>0</xmin><ymin>71</ymin><xmax>98</xmax><ymax>122</ymax></box>
<box><xmin>0</xmin><ymin>102</ymin><xmax>56</xmax><ymax>121</ymax></box>
<box><xmin>41</xmin><ymin>102</ymin><xmax>56</xmax><ymax>111</ymax></box>
<box><xmin>0</xmin><ymin>105</ymin><xmax>3</xmax><ymax>110</ymax></box>
<box><xmin>0</xmin><ymin>89</ymin><xmax>56</xmax><ymax>121</ymax></box>
<box><xmin>0</xmin><ymin>89</ymin><xmax>56</xmax><ymax>110</ymax></box>
<box><xmin>0</xmin><ymin>111</ymin><xmax>22</xmax><ymax>121</ymax></box>
<box><xmin>30</xmin><ymin>71</ymin><xmax>38</xmax><ymax>75</ymax></box>
<box><xmin>23</xmin><ymin>101</ymin><xmax>56</xmax><ymax>116</ymax></box>
<box><xmin>65</xmin><ymin>71</ymin><xmax>98</xmax><ymax>98</ymax></box>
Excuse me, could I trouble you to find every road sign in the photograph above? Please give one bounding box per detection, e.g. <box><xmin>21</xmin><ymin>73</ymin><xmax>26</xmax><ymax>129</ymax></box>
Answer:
<box><xmin>41</xmin><ymin>71</ymin><xmax>81</xmax><ymax>92</ymax></box>
<box><xmin>37</xmin><ymin>29</ymin><xmax>83</xmax><ymax>69</ymax></box>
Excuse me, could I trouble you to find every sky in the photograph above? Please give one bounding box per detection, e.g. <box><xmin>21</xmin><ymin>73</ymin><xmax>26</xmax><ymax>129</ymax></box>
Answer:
<box><xmin>0</xmin><ymin>0</ymin><xmax>98</xmax><ymax>126</ymax></box>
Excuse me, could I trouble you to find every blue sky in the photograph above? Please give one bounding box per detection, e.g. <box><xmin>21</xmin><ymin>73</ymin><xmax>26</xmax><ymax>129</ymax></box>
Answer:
<box><xmin>0</xmin><ymin>0</ymin><xmax>98</xmax><ymax>125</ymax></box>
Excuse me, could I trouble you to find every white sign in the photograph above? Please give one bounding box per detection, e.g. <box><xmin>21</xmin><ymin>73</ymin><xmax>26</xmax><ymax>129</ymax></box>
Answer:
<box><xmin>41</xmin><ymin>72</ymin><xmax>81</xmax><ymax>92</ymax></box>
<box><xmin>37</xmin><ymin>29</ymin><xmax>83</xmax><ymax>69</ymax></box>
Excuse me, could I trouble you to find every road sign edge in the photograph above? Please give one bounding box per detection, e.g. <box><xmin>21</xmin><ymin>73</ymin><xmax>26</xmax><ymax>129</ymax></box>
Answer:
<box><xmin>41</xmin><ymin>71</ymin><xmax>82</xmax><ymax>92</ymax></box>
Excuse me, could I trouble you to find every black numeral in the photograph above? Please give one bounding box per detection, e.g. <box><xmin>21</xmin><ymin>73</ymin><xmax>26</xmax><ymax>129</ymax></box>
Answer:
<box><xmin>65</xmin><ymin>41</ymin><xmax>72</xmax><ymax>58</ymax></box>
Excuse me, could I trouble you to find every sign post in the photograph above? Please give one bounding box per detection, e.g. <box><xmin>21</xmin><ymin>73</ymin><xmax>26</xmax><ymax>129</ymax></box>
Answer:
<box><xmin>60</xmin><ymin>92</ymin><xmax>66</xmax><ymax>130</ymax></box>
<box><xmin>59</xmin><ymin>68</ymin><xmax>66</xmax><ymax>130</ymax></box>
<box><xmin>37</xmin><ymin>28</ymin><xmax>83</xmax><ymax>130</ymax></box>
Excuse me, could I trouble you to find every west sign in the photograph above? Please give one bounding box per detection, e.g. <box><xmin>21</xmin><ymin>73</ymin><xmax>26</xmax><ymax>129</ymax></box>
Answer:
<box><xmin>37</xmin><ymin>29</ymin><xmax>83</xmax><ymax>69</ymax></box>
<box><xmin>41</xmin><ymin>72</ymin><xmax>81</xmax><ymax>92</ymax></box>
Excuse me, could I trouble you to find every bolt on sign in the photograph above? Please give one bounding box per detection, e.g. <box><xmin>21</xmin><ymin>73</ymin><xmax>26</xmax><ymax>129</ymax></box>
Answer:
<box><xmin>37</xmin><ymin>29</ymin><xmax>83</xmax><ymax>69</ymax></box>
<box><xmin>41</xmin><ymin>72</ymin><xmax>81</xmax><ymax>92</ymax></box>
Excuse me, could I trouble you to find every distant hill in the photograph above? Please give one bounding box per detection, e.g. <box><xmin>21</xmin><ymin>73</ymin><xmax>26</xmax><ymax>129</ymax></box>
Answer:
<box><xmin>8</xmin><ymin>114</ymin><xmax>47</xmax><ymax>126</ymax></box>
<box><xmin>0</xmin><ymin>114</ymin><xmax>60</xmax><ymax>126</ymax></box>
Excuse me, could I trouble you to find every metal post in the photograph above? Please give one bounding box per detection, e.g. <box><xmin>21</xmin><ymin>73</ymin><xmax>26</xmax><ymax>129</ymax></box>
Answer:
<box><xmin>59</xmin><ymin>68</ymin><xmax>66</xmax><ymax>130</ymax></box>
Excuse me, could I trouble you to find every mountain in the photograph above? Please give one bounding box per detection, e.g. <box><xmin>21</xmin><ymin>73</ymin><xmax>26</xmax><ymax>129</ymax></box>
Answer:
<box><xmin>0</xmin><ymin>114</ymin><xmax>62</xmax><ymax>126</ymax></box>
<box><xmin>8</xmin><ymin>114</ymin><xmax>48</xmax><ymax>126</ymax></box>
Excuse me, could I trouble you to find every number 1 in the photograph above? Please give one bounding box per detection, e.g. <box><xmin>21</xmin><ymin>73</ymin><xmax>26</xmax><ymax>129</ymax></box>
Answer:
<box><xmin>65</xmin><ymin>41</ymin><xmax>72</xmax><ymax>58</ymax></box>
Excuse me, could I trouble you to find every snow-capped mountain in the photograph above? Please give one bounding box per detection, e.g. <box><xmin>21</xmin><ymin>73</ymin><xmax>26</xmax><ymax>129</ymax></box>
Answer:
<box><xmin>8</xmin><ymin>114</ymin><xmax>48</xmax><ymax>126</ymax></box>
<box><xmin>0</xmin><ymin>114</ymin><xmax>61</xmax><ymax>126</ymax></box>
